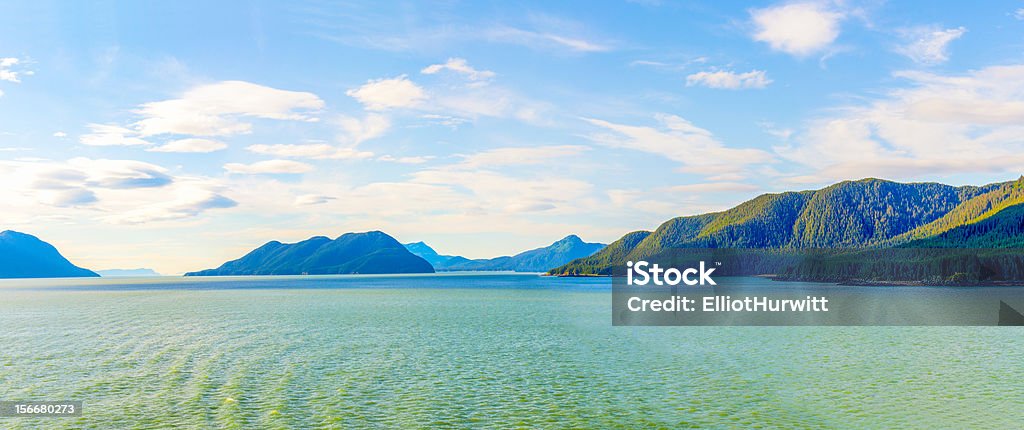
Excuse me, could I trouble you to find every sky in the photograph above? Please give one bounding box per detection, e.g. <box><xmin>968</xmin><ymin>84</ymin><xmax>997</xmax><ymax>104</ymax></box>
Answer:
<box><xmin>2</xmin><ymin>1</ymin><xmax>1024</xmax><ymax>275</ymax></box>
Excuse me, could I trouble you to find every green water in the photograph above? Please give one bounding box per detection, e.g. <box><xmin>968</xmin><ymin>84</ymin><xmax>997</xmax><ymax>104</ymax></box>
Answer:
<box><xmin>0</xmin><ymin>274</ymin><xmax>1021</xmax><ymax>428</ymax></box>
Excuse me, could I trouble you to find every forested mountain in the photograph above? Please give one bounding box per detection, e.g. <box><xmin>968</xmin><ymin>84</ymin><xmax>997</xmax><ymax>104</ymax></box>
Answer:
<box><xmin>896</xmin><ymin>179</ymin><xmax>1024</xmax><ymax>244</ymax></box>
<box><xmin>551</xmin><ymin>177</ymin><xmax>1024</xmax><ymax>276</ymax></box>
<box><xmin>0</xmin><ymin>230</ymin><xmax>99</xmax><ymax>279</ymax></box>
<box><xmin>187</xmin><ymin>231</ymin><xmax>434</xmax><ymax>276</ymax></box>
<box><xmin>407</xmin><ymin>235</ymin><xmax>606</xmax><ymax>272</ymax></box>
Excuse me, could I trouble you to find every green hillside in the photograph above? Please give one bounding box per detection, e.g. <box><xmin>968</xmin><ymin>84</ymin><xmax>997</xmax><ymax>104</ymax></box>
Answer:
<box><xmin>896</xmin><ymin>177</ymin><xmax>1024</xmax><ymax>243</ymax></box>
<box><xmin>905</xmin><ymin>203</ymin><xmax>1024</xmax><ymax>248</ymax></box>
<box><xmin>551</xmin><ymin>177</ymin><xmax>1023</xmax><ymax>276</ymax></box>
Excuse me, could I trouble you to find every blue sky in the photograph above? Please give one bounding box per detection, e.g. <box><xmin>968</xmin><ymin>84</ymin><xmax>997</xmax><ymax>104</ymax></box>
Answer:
<box><xmin>2</xmin><ymin>1</ymin><xmax>1024</xmax><ymax>274</ymax></box>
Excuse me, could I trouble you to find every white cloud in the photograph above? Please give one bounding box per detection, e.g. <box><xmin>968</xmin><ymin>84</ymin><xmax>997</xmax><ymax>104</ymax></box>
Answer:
<box><xmin>347</xmin><ymin>69</ymin><xmax>550</xmax><ymax>127</ymax></box>
<box><xmin>52</xmin><ymin>131</ymin><xmax>67</xmax><ymax>138</ymax></box>
<box><xmin>339</xmin><ymin>113</ymin><xmax>390</xmax><ymax>144</ymax></box>
<box><xmin>894</xmin><ymin>26</ymin><xmax>966</xmax><ymax>65</ymax></box>
<box><xmin>224</xmin><ymin>159</ymin><xmax>314</xmax><ymax>174</ymax></box>
<box><xmin>421</xmin><ymin>58</ymin><xmax>495</xmax><ymax>82</ymax></box>
<box><xmin>778</xmin><ymin>64</ymin><xmax>1024</xmax><ymax>182</ymax></box>
<box><xmin>583</xmin><ymin>114</ymin><xmax>773</xmax><ymax>172</ymax></box>
<box><xmin>147</xmin><ymin>138</ymin><xmax>227</xmax><ymax>153</ymax></box>
<box><xmin>686</xmin><ymin>70</ymin><xmax>772</xmax><ymax>89</ymax></box>
<box><xmin>346</xmin><ymin>75</ymin><xmax>426</xmax><ymax>111</ymax></box>
<box><xmin>133</xmin><ymin>80</ymin><xmax>323</xmax><ymax>136</ymax></box>
<box><xmin>750</xmin><ymin>2</ymin><xmax>843</xmax><ymax>56</ymax></box>
<box><xmin>79</xmin><ymin>124</ymin><xmax>151</xmax><ymax>146</ymax></box>
<box><xmin>0</xmin><ymin>57</ymin><xmax>27</xmax><ymax>83</ymax></box>
<box><xmin>1015</xmin><ymin>8</ymin><xmax>1024</xmax><ymax>20</ymax></box>
<box><xmin>246</xmin><ymin>143</ymin><xmax>374</xmax><ymax>160</ymax></box>
<box><xmin>0</xmin><ymin>158</ymin><xmax>235</xmax><ymax>223</ymax></box>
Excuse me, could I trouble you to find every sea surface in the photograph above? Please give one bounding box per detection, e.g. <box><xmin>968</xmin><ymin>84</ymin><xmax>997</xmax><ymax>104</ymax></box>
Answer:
<box><xmin>0</xmin><ymin>273</ymin><xmax>1021</xmax><ymax>429</ymax></box>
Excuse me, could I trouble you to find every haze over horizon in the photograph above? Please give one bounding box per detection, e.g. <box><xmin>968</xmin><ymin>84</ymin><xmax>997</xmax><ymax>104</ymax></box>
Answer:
<box><xmin>2</xmin><ymin>1</ymin><xmax>1024</xmax><ymax>274</ymax></box>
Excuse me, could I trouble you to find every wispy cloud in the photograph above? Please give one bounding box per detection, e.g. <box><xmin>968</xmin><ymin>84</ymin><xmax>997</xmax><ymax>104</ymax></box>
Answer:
<box><xmin>246</xmin><ymin>144</ymin><xmax>373</xmax><ymax>160</ymax></box>
<box><xmin>338</xmin><ymin>113</ymin><xmax>390</xmax><ymax>144</ymax></box>
<box><xmin>421</xmin><ymin>58</ymin><xmax>496</xmax><ymax>82</ymax></box>
<box><xmin>224</xmin><ymin>159</ymin><xmax>314</xmax><ymax>174</ymax></box>
<box><xmin>0</xmin><ymin>157</ymin><xmax>235</xmax><ymax>223</ymax></box>
<box><xmin>686</xmin><ymin>70</ymin><xmax>772</xmax><ymax>89</ymax></box>
<box><xmin>147</xmin><ymin>138</ymin><xmax>227</xmax><ymax>153</ymax></box>
<box><xmin>583</xmin><ymin>114</ymin><xmax>773</xmax><ymax>174</ymax></box>
<box><xmin>777</xmin><ymin>64</ymin><xmax>1024</xmax><ymax>183</ymax></box>
<box><xmin>80</xmin><ymin>124</ymin><xmax>152</xmax><ymax>147</ymax></box>
<box><xmin>894</xmin><ymin>26</ymin><xmax>966</xmax><ymax>65</ymax></box>
<box><xmin>485</xmin><ymin>26</ymin><xmax>611</xmax><ymax>52</ymax></box>
<box><xmin>664</xmin><ymin>182</ymin><xmax>760</xmax><ymax>193</ymax></box>
<box><xmin>134</xmin><ymin>80</ymin><xmax>323</xmax><ymax>136</ymax></box>
<box><xmin>456</xmin><ymin>145</ymin><xmax>589</xmax><ymax>168</ymax></box>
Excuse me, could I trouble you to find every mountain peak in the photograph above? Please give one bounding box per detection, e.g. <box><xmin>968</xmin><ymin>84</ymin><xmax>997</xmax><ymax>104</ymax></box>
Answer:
<box><xmin>556</xmin><ymin>234</ymin><xmax>583</xmax><ymax>244</ymax></box>
<box><xmin>188</xmin><ymin>230</ymin><xmax>432</xmax><ymax>276</ymax></box>
<box><xmin>1</xmin><ymin>230</ymin><xmax>34</xmax><ymax>239</ymax></box>
<box><xmin>0</xmin><ymin>230</ymin><xmax>98</xmax><ymax>279</ymax></box>
<box><xmin>404</xmin><ymin>241</ymin><xmax>439</xmax><ymax>256</ymax></box>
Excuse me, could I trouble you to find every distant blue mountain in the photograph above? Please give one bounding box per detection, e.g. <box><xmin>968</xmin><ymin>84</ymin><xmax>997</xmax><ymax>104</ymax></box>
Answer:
<box><xmin>97</xmin><ymin>268</ymin><xmax>161</xmax><ymax>277</ymax></box>
<box><xmin>0</xmin><ymin>230</ymin><xmax>98</xmax><ymax>279</ymax></box>
<box><xmin>405</xmin><ymin>235</ymin><xmax>606</xmax><ymax>272</ymax></box>
<box><xmin>402</xmin><ymin>241</ymin><xmax>472</xmax><ymax>268</ymax></box>
<box><xmin>186</xmin><ymin>231</ymin><xmax>434</xmax><ymax>276</ymax></box>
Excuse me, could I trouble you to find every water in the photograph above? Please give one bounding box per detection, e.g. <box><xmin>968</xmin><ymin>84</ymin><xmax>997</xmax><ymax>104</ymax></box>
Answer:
<box><xmin>0</xmin><ymin>273</ymin><xmax>1021</xmax><ymax>428</ymax></box>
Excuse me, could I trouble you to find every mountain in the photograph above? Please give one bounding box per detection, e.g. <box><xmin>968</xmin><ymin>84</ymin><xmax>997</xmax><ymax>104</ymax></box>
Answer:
<box><xmin>0</xmin><ymin>230</ymin><xmax>99</xmax><ymax>278</ymax></box>
<box><xmin>186</xmin><ymin>231</ymin><xmax>434</xmax><ymax>276</ymax></box>
<box><xmin>551</xmin><ymin>177</ymin><xmax>1024</xmax><ymax>276</ymax></box>
<box><xmin>97</xmin><ymin>268</ymin><xmax>161</xmax><ymax>277</ymax></box>
<box><xmin>407</xmin><ymin>235</ymin><xmax>606</xmax><ymax>272</ymax></box>
<box><xmin>402</xmin><ymin>242</ymin><xmax>471</xmax><ymax>268</ymax></box>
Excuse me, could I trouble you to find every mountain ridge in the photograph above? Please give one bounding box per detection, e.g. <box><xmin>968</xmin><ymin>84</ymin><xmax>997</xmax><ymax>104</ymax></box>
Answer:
<box><xmin>0</xmin><ymin>230</ymin><xmax>99</xmax><ymax>279</ymax></box>
<box><xmin>551</xmin><ymin>177</ymin><xmax>1024</xmax><ymax>276</ymax></box>
<box><xmin>405</xmin><ymin>235</ymin><xmax>606</xmax><ymax>272</ymax></box>
<box><xmin>186</xmin><ymin>231</ymin><xmax>434</xmax><ymax>276</ymax></box>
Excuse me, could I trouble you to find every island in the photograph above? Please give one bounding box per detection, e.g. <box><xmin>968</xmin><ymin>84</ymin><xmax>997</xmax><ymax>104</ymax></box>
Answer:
<box><xmin>185</xmin><ymin>231</ymin><xmax>434</xmax><ymax>276</ymax></box>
